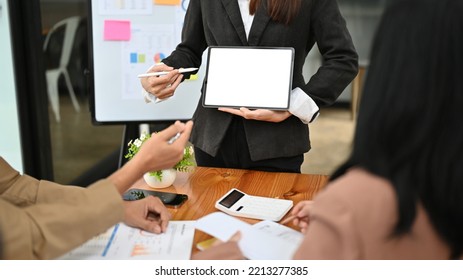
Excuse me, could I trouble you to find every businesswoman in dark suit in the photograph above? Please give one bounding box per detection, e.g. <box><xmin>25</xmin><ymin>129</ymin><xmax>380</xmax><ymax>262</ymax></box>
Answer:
<box><xmin>141</xmin><ymin>0</ymin><xmax>358</xmax><ymax>173</ymax></box>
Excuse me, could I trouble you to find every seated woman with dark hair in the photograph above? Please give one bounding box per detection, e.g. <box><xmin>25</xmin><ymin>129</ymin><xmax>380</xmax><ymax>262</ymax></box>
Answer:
<box><xmin>291</xmin><ymin>0</ymin><xmax>463</xmax><ymax>259</ymax></box>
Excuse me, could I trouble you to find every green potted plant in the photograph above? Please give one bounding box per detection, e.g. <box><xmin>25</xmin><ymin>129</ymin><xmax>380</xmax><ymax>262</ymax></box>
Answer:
<box><xmin>125</xmin><ymin>132</ymin><xmax>194</xmax><ymax>188</ymax></box>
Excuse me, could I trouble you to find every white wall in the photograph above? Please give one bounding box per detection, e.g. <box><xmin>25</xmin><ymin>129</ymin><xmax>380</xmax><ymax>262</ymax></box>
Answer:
<box><xmin>0</xmin><ymin>0</ymin><xmax>24</xmax><ymax>172</ymax></box>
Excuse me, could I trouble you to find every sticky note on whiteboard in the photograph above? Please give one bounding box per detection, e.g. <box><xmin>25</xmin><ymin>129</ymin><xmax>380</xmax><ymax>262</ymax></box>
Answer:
<box><xmin>154</xmin><ymin>0</ymin><xmax>181</xmax><ymax>5</ymax></box>
<box><xmin>104</xmin><ymin>20</ymin><xmax>131</xmax><ymax>41</ymax></box>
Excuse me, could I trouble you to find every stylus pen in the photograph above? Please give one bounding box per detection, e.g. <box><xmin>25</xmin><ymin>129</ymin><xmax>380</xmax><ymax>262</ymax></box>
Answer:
<box><xmin>280</xmin><ymin>215</ymin><xmax>297</xmax><ymax>225</ymax></box>
<box><xmin>137</xmin><ymin>67</ymin><xmax>198</xmax><ymax>78</ymax></box>
<box><xmin>167</xmin><ymin>132</ymin><xmax>181</xmax><ymax>144</ymax></box>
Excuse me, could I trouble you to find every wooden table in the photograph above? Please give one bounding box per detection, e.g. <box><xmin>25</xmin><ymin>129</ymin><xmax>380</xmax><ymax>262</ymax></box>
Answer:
<box><xmin>131</xmin><ymin>167</ymin><xmax>329</xmax><ymax>254</ymax></box>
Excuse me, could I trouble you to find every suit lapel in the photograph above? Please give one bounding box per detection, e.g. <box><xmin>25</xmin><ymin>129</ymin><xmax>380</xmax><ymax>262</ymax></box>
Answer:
<box><xmin>248</xmin><ymin>0</ymin><xmax>271</xmax><ymax>46</ymax></box>
<box><xmin>221</xmin><ymin>0</ymin><xmax>248</xmax><ymax>45</ymax></box>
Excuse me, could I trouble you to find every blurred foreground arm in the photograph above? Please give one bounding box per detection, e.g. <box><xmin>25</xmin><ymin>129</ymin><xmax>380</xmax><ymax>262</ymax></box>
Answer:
<box><xmin>109</xmin><ymin>121</ymin><xmax>193</xmax><ymax>194</ymax></box>
<box><xmin>0</xmin><ymin>121</ymin><xmax>193</xmax><ymax>259</ymax></box>
<box><xmin>110</xmin><ymin>121</ymin><xmax>193</xmax><ymax>233</ymax></box>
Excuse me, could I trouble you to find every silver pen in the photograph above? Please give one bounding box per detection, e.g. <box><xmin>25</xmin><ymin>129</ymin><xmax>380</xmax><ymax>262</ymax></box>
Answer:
<box><xmin>167</xmin><ymin>132</ymin><xmax>181</xmax><ymax>144</ymax></box>
<box><xmin>137</xmin><ymin>67</ymin><xmax>198</xmax><ymax>78</ymax></box>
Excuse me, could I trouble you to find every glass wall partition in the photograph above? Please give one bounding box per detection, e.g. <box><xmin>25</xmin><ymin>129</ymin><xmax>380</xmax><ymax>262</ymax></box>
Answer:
<box><xmin>304</xmin><ymin>0</ymin><xmax>390</xmax><ymax>103</ymax></box>
<box><xmin>41</xmin><ymin>0</ymin><xmax>123</xmax><ymax>184</ymax></box>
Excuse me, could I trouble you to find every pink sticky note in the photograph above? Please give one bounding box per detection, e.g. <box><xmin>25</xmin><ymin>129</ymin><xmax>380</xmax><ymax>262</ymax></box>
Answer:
<box><xmin>104</xmin><ymin>20</ymin><xmax>131</xmax><ymax>41</ymax></box>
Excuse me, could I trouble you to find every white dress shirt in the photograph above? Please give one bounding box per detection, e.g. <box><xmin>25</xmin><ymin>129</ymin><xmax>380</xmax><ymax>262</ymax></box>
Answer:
<box><xmin>144</xmin><ymin>0</ymin><xmax>320</xmax><ymax>124</ymax></box>
<box><xmin>237</xmin><ymin>0</ymin><xmax>319</xmax><ymax>123</ymax></box>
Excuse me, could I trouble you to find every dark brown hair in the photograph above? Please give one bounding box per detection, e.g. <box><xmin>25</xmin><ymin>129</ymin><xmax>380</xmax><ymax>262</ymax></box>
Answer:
<box><xmin>249</xmin><ymin>0</ymin><xmax>301</xmax><ymax>25</ymax></box>
<box><xmin>331</xmin><ymin>0</ymin><xmax>463</xmax><ymax>259</ymax></box>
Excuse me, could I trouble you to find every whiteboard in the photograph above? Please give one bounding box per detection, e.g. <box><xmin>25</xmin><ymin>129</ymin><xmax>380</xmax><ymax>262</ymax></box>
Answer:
<box><xmin>0</xmin><ymin>0</ymin><xmax>23</xmax><ymax>171</ymax></box>
<box><xmin>88</xmin><ymin>0</ymin><xmax>203</xmax><ymax>124</ymax></box>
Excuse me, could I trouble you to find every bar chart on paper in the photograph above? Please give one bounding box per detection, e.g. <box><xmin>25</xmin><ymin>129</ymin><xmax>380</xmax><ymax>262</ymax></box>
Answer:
<box><xmin>58</xmin><ymin>221</ymin><xmax>195</xmax><ymax>260</ymax></box>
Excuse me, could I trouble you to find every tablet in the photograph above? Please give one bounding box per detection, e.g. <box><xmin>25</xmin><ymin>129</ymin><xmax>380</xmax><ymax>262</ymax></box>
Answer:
<box><xmin>203</xmin><ymin>46</ymin><xmax>294</xmax><ymax>110</ymax></box>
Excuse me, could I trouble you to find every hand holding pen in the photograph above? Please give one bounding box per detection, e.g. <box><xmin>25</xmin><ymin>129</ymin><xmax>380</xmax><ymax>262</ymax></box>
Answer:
<box><xmin>139</xmin><ymin>63</ymin><xmax>184</xmax><ymax>101</ymax></box>
<box><xmin>134</xmin><ymin>121</ymin><xmax>193</xmax><ymax>173</ymax></box>
<box><xmin>281</xmin><ymin>200</ymin><xmax>314</xmax><ymax>233</ymax></box>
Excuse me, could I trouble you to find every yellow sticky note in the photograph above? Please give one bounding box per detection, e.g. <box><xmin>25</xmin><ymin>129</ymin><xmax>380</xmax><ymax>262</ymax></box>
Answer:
<box><xmin>154</xmin><ymin>0</ymin><xmax>181</xmax><ymax>5</ymax></box>
<box><xmin>187</xmin><ymin>74</ymin><xmax>198</xmax><ymax>81</ymax></box>
<box><xmin>196</xmin><ymin>238</ymin><xmax>217</xmax><ymax>251</ymax></box>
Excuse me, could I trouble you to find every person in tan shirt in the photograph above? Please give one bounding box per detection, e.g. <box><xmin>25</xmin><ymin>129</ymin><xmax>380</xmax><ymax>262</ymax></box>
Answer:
<box><xmin>197</xmin><ymin>0</ymin><xmax>463</xmax><ymax>260</ymax></box>
<box><xmin>0</xmin><ymin>121</ymin><xmax>193</xmax><ymax>259</ymax></box>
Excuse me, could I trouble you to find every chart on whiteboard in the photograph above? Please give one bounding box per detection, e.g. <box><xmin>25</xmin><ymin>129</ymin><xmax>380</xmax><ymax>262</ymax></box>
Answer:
<box><xmin>98</xmin><ymin>0</ymin><xmax>152</xmax><ymax>15</ymax></box>
<box><xmin>90</xmin><ymin>0</ymin><xmax>200</xmax><ymax>123</ymax></box>
<box><xmin>121</xmin><ymin>24</ymin><xmax>176</xmax><ymax>99</ymax></box>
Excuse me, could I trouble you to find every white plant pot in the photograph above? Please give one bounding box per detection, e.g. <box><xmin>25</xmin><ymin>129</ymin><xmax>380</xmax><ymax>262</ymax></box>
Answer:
<box><xmin>143</xmin><ymin>169</ymin><xmax>177</xmax><ymax>189</ymax></box>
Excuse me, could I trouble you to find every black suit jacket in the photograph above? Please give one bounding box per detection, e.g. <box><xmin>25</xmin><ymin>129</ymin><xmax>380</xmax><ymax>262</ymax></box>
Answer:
<box><xmin>163</xmin><ymin>0</ymin><xmax>358</xmax><ymax>161</ymax></box>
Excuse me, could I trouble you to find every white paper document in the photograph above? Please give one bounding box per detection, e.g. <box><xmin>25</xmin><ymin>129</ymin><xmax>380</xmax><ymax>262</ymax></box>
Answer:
<box><xmin>195</xmin><ymin>212</ymin><xmax>303</xmax><ymax>260</ymax></box>
<box><xmin>58</xmin><ymin>221</ymin><xmax>195</xmax><ymax>260</ymax></box>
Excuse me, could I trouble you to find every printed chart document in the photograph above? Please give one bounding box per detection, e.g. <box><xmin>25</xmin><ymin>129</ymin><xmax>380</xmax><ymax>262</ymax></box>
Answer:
<box><xmin>195</xmin><ymin>212</ymin><xmax>303</xmax><ymax>260</ymax></box>
<box><xmin>58</xmin><ymin>221</ymin><xmax>195</xmax><ymax>260</ymax></box>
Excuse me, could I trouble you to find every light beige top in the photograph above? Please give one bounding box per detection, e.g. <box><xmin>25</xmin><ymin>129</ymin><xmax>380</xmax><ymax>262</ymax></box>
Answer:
<box><xmin>293</xmin><ymin>168</ymin><xmax>454</xmax><ymax>259</ymax></box>
<box><xmin>0</xmin><ymin>157</ymin><xmax>124</xmax><ymax>259</ymax></box>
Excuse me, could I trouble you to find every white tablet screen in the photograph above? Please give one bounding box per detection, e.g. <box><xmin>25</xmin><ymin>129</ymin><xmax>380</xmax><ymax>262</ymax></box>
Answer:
<box><xmin>203</xmin><ymin>47</ymin><xmax>294</xmax><ymax>110</ymax></box>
